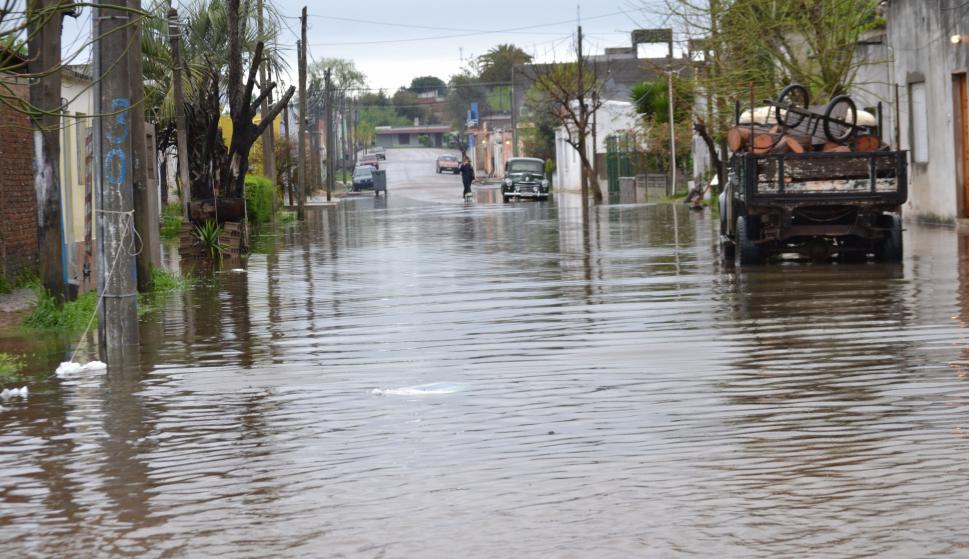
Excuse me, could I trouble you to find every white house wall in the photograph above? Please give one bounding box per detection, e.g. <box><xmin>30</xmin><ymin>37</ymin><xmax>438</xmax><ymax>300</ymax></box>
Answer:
<box><xmin>888</xmin><ymin>1</ymin><xmax>962</xmax><ymax>222</ymax></box>
<box><xmin>554</xmin><ymin>100</ymin><xmax>638</xmax><ymax>191</ymax></box>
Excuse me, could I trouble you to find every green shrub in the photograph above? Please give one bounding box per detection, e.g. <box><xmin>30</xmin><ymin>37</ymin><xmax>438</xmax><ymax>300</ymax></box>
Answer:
<box><xmin>161</xmin><ymin>203</ymin><xmax>183</xmax><ymax>239</ymax></box>
<box><xmin>245</xmin><ymin>174</ymin><xmax>276</xmax><ymax>224</ymax></box>
<box><xmin>23</xmin><ymin>288</ymin><xmax>99</xmax><ymax>332</ymax></box>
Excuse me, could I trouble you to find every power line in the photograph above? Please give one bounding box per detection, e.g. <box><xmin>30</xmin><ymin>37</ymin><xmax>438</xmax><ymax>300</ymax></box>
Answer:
<box><xmin>303</xmin><ymin>10</ymin><xmax>631</xmax><ymax>47</ymax></box>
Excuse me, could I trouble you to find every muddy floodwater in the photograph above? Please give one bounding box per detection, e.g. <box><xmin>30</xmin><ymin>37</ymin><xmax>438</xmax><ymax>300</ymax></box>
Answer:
<box><xmin>3</xmin><ymin>186</ymin><xmax>969</xmax><ymax>557</ymax></box>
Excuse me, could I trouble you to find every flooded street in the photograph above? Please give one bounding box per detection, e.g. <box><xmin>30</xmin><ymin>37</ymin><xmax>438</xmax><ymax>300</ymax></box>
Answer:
<box><xmin>3</xmin><ymin>150</ymin><xmax>969</xmax><ymax>557</ymax></box>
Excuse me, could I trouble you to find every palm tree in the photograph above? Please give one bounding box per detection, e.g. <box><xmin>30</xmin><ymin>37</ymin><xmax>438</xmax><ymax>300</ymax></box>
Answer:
<box><xmin>477</xmin><ymin>44</ymin><xmax>532</xmax><ymax>83</ymax></box>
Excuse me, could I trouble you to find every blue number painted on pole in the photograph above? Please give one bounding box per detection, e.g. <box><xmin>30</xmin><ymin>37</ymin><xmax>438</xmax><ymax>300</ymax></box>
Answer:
<box><xmin>103</xmin><ymin>98</ymin><xmax>130</xmax><ymax>190</ymax></box>
<box><xmin>104</xmin><ymin>147</ymin><xmax>127</xmax><ymax>187</ymax></box>
<box><xmin>106</xmin><ymin>98</ymin><xmax>130</xmax><ymax>145</ymax></box>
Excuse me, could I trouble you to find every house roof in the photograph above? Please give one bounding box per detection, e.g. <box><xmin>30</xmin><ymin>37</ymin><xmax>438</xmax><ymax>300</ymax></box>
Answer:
<box><xmin>375</xmin><ymin>125</ymin><xmax>451</xmax><ymax>134</ymax></box>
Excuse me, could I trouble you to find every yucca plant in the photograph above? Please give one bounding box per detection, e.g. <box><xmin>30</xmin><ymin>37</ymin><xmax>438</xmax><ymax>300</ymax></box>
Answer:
<box><xmin>192</xmin><ymin>220</ymin><xmax>226</xmax><ymax>259</ymax></box>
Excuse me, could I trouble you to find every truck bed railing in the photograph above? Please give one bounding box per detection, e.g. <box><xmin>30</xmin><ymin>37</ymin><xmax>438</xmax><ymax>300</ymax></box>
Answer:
<box><xmin>737</xmin><ymin>150</ymin><xmax>908</xmax><ymax>204</ymax></box>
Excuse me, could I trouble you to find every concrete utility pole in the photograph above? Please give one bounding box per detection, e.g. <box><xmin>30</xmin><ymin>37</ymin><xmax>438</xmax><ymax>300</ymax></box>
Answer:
<box><xmin>325</xmin><ymin>68</ymin><xmax>334</xmax><ymax>202</ymax></box>
<box><xmin>96</xmin><ymin>0</ymin><xmax>140</xmax><ymax>360</ymax></box>
<box><xmin>297</xmin><ymin>6</ymin><xmax>307</xmax><ymax>219</ymax></box>
<box><xmin>283</xmin><ymin>101</ymin><xmax>293</xmax><ymax>205</ymax></box>
<box><xmin>129</xmin><ymin>0</ymin><xmax>157</xmax><ymax>293</ymax></box>
<box><xmin>577</xmin><ymin>24</ymin><xmax>589</xmax><ymax>202</ymax></box>
<box><xmin>27</xmin><ymin>0</ymin><xmax>65</xmax><ymax>300</ymax></box>
<box><xmin>510</xmin><ymin>66</ymin><xmax>518</xmax><ymax>157</ymax></box>
<box><xmin>257</xmin><ymin>0</ymin><xmax>277</xmax><ymax>196</ymax></box>
<box><xmin>168</xmin><ymin>8</ymin><xmax>191</xmax><ymax>221</ymax></box>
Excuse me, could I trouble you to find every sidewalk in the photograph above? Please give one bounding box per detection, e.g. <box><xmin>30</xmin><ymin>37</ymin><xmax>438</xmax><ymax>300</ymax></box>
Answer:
<box><xmin>0</xmin><ymin>288</ymin><xmax>36</xmax><ymax>331</ymax></box>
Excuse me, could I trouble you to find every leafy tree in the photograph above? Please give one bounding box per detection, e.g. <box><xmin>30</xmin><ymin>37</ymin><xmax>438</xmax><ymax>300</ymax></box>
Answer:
<box><xmin>409</xmin><ymin>75</ymin><xmax>446</xmax><ymax>95</ymax></box>
<box><xmin>658</xmin><ymin>0</ymin><xmax>881</xmax><ymax>187</ymax></box>
<box><xmin>478</xmin><ymin>44</ymin><xmax>532</xmax><ymax>83</ymax></box>
<box><xmin>392</xmin><ymin>87</ymin><xmax>423</xmax><ymax>122</ymax></box>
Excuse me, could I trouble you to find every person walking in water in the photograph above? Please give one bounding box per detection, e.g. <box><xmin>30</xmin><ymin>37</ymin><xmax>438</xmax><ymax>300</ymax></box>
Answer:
<box><xmin>459</xmin><ymin>156</ymin><xmax>475</xmax><ymax>200</ymax></box>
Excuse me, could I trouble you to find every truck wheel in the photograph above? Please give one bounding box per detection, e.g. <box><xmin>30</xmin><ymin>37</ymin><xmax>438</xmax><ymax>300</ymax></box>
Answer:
<box><xmin>735</xmin><ymin>215</ymin><xmax>763</xmax><ymax>266</ymax></box>
<box><xmin>877</xmin><ymin>215</ymin><xmax>903</xmax><ymax>262</ymax></box>
<box><xmin>720</xmin><ymin>235</ymin><xmax>736</xmax><ymax>262</ymax></box>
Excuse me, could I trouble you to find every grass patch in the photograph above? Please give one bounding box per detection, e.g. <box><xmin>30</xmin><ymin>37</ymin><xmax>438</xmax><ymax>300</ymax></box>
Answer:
<box><xmin>140</xmin><ymin>268</ymin><xmax>195</xmax><ymax>315</ymax></box>
<box><xmin>23</xmin><ymin>287</ymin><xmax>98</xmax><ymax>332</ymax></box>
<box><xmin>148</xmin><ymin>267</ymin><xmax>194</xmax><ymax>292</ymax></box>
<box><xmin>161</xmin><ymin>203</ymin><xmax>183</xmax><ymax>239</ymax></box>
<box><xmin>0</xmin><ymin>352</ymin><xmax>23</xmax><ymax>380</ymax></box>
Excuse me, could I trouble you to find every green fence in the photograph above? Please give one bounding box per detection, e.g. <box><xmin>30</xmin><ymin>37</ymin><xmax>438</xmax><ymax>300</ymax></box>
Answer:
<box><xmin>606</xmin><ymin>134</ymin><xmax>634</xmax><ymax>200</ymax></box>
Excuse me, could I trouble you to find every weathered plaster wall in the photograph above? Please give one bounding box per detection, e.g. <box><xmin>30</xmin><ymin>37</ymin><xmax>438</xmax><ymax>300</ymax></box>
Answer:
<box><xmin>887</xmin><ymin>0</ymin><xmax>967</xmax><ymax>223</ymax></box>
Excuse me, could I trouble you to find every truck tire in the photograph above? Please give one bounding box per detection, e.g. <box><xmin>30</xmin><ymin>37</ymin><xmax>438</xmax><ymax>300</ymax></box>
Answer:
<box><xmin>735</xmin><ymin>215</ymin><xmax>763</xmax><ymax>266</ymax></box>
<box><xmin>877</xmin><ymin>215</ymin><xmax>903</xmax><ymax>262</ymax></box>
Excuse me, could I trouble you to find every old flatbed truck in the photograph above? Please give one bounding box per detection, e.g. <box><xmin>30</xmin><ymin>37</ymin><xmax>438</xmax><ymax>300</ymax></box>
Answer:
<box><xmin>719</xmin><ymin>87</ymin><xmax>908</xmax><ymax>266</ymax></box>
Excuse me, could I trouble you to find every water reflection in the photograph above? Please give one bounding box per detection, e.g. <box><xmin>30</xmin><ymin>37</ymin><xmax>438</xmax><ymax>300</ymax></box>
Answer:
<box><xmin>3</xmin><ymin>197</ymin><xmax>969</xmax><ymax>557</ymax></box>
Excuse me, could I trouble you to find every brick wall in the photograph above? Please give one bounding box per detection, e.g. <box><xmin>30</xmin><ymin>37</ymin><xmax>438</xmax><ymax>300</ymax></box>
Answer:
<box><xmin>0</xmin><ymin>77</ymin><xmax>38</xmax><ymax>283</ymax></box>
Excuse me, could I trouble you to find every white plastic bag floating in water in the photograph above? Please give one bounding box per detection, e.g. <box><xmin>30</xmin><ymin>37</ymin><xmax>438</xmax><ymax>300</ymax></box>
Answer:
<box><xmin>0</xmin><ymin>386</ymin><xmax>27</xmax><ymax>400</ymax></box>
<box><xmin>55</xmin><ymin>361</ymin><xmax>108</xmax><ymax>378</ymax></box>
<box><xmin>371</xmin><ymin>382</ymin><xmax>468</xmax><ymax>396</ymax></box>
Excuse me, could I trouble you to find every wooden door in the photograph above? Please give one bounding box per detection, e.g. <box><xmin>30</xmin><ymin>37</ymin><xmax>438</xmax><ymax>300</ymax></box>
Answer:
<box><xmin>955</xmin><ymin>74</ymin><xmax>969</xmax><ymax>217</ymax></box>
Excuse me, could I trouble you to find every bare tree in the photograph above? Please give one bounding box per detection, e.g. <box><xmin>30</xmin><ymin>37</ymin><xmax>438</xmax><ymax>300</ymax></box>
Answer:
<box><xmin>224</xmin><ymin>0</ymin><xmax>295</xmax><ymax>199</ymax></box>
<box><xmin>529</xmin><ymin>60</ymin><xmax>605</xmax><ymax>204</ymax></box>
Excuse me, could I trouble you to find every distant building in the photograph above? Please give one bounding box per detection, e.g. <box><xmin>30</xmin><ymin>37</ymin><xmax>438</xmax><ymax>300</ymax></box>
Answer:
<box><xmin>375</xmin><ymin>125</ymin><xmax>451</xmax><ymax>149</ymax></box>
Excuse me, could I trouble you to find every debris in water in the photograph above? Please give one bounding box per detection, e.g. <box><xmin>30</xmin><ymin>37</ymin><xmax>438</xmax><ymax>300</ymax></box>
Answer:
<box><xmin>56</xmin><ymin>361</ymin><xmax>108</xmax><ymax>378</ymax></box>
<box><xmin>0</xmin><ymin>386</ymin><xmax>27</xmax><ymax>400</ymax></box>
<box><xmin>229</xmin><ymin>268</ymin><xmax>247</xmax><ymax>273</ymax></box>
<box><xmin>371</xmin><ymin>382</ymin><xmax>468</xmax><ymax>396</ymax></box>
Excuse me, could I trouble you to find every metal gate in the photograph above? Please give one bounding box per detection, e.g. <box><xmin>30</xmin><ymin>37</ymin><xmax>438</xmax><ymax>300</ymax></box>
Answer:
<box><xmin>606</xmin><ymin>134</ymin><xmax>634</xmax><ymax>198</ymax></box>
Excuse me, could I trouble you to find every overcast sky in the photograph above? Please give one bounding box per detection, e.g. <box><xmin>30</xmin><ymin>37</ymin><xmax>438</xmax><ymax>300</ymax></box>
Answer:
<box><xmin>61</xmin><ymin>0</ymin><xmax>671</xmax><ymax>91</ymax></box>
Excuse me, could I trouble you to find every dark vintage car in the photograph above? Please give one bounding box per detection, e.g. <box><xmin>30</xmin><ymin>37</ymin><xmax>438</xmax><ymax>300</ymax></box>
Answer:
<box><xmin>352</xmin><ymin>166</ymin><xmax>374</xmax><ymax>191</ymax></box>
<box><xmin>360</xmin><ymin>154</ymin><xmax>380</xmax><ymax>169</ymax></box>
<box><xmin>501</xmin><ymin>157</ymin><xmax>549</xmax><ymax>202</ymax></box>
<box><xmin>436</xmin><ymin>154</ymin><xmax>460</xmax><ymax>174</ymax></box>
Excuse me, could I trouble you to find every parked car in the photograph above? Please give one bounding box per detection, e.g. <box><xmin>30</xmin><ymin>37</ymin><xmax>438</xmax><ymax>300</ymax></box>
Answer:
<box><xmin>352</xmin><ymin>166</ymin><xmax>374</xmax><ymax>191</ymax></box>
<box><xmin>372</xmin><ymin>146</ymin><xmax>386</xmax><ymax>160</ymax></box>
<box><xmin>436</xmin><ymin>154</ymin><xmax>460</xmax><ymax>174</ymax></box>
<box><xmin>360</xmin><ymin>154</ymin><xmax>380</xmax><ymax>169</ymax></box>
<box><xmin>501</xmin><ymin>157</ymin><xmax>549</xmax><ymax>202</ymax></box>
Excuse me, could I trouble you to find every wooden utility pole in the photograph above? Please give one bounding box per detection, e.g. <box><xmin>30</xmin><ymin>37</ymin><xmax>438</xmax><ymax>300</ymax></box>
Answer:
<box><xmin>129</xmin><ymin>0</ymin><xmax>156</xmax><ymax>292</ymax></box>
<box><xmin>297</xmin><ymin>7</ymin><xmax>307</xmax><ymax>219</ymax></box>
<box><xmin>96</xmin><ymin>0</ymin><xmax>140</xmax><ymax>360</ymax></box>
<box><xmin>324</xmin><ymin>68</ymin><xmax>334</xmax><ymax>202</ymax></box>
<box><xmin>257</xmin><ymin>0</ymin><xmax>277</xmax><ymax>193</ymax></box>
<box><xmin>27</xmin><ymin>0</ymin><xmax>65</xmax><ymax>300</ymax></box>
<box><xmin>577</xmin><ymin>24</ymin><xmax>588</xmax><ymax>203</ymax></box>
<box><xmin>667</xmin><ymin>39</ymin><xmax>676</xmax><ymax>196</ymax></box>
<box><xmin>168</xmin><ymin>8</ymin><xmax>192</xmax><ymax>221</ymax></box>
